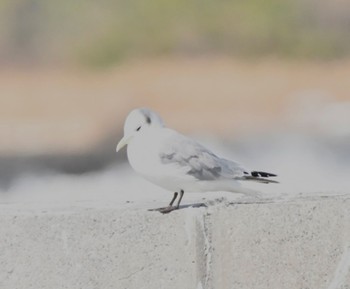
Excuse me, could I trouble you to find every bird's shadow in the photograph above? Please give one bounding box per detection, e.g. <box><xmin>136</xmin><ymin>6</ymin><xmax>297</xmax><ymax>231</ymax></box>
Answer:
<box><xmin>148</xmin><ymin>202</ymin><xmax>207</xmax><ymax>214</ymax></box>
<box><xmin>149</xmin><ymin>197</ymin><xmax>282</xmax><ymax>214</ymax></box>
<box><xmin>179</xmin><ymin>202</ymin><xmax>207</xmax><ymax>210</ymax></box>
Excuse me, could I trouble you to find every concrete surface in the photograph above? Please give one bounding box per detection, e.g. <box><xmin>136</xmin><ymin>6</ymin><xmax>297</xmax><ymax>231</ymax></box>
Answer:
<box><xmin>1</xmin><ymin>195</ymin><xmax>350</xmax><ymax>289</ymax></box>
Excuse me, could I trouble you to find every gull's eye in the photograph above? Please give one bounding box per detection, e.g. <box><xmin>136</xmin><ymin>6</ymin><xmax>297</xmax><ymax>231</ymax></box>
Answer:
<box><xmin>136</xmin><ymin>126</ymin><xmax>141</xmax><ymax>131</ymax></box>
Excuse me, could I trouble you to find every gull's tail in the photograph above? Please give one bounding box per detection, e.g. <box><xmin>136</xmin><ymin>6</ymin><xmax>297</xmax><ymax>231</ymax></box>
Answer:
<box><xmin>241</xmin><ymin>171</ymin><xmax>278</xmax><ymax>184</ymax></box>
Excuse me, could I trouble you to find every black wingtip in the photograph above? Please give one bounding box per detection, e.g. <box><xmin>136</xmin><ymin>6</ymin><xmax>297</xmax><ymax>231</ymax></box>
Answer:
<box><xmin>251</xmin><ymin>171</ymin><xmax>277</xmax><ymax>178</ymax></box>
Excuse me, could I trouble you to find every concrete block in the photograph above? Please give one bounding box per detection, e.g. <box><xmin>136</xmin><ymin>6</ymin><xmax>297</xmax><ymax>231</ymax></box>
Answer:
<box><xmin>210</xmin><ymin>197</ymin><xmax>350</xmax><ymax>289</ymax></box>
<box><xmin>1</xmin><ymin>195</ymin><xmax>349</xmax><ymax>289</ymax></box>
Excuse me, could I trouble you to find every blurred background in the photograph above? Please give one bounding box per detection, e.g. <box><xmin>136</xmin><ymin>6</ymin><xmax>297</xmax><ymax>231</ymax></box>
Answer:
<box><xmin>1</xmin><ymin>0</ymin><xmax>350</xmax><ymax>205</ymax></box>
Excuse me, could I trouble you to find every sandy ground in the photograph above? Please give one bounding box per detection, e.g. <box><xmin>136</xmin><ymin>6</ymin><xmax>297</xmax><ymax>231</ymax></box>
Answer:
<box><xmin>1</xmin><ymin>56</ymin><xmax>350</xmax><ymax>155</ymax></box>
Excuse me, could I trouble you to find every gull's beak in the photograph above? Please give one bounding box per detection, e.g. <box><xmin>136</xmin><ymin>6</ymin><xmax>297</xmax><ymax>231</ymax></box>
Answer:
<box><xmin>116</xmin><ymin>135</ymin><xmax>132</xmax><ymax>152</ymax></box>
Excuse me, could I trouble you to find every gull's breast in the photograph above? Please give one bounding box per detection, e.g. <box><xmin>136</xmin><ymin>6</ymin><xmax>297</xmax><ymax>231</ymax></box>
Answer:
<box><xmin>126</xmin><ymin>131</ymin><xmax>195</xmax><ymax>191</ymax></box>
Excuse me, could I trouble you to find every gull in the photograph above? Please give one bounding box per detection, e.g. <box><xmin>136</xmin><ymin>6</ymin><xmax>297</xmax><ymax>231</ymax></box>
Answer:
<box><xmin>117</xmin><ymin>108</ymin><xmax>277</xmax><ymax>213</ymax></box>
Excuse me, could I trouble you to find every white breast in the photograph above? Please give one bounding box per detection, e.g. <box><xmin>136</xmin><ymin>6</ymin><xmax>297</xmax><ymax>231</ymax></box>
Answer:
<box><xmin>127</xmin><ymin>128</ymin><xmax>195</xmax><ymax>192</ymax></box>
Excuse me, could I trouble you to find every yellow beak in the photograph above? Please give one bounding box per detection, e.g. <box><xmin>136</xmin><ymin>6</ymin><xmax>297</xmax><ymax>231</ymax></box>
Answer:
<box><xmin>116</xmin><ymin>135</ymin><xmax>132</xmax><ymax>152</ymax></box>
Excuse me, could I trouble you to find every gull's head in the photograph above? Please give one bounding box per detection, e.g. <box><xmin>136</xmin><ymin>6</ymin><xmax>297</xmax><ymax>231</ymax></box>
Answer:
<box><xmin>116</xmin><ymin>108</ymin><xmax>164</xmax><ymax>152</ymax></box>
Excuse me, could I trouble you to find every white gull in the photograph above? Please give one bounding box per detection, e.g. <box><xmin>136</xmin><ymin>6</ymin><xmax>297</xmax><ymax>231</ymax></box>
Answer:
<box><xmin>117</xmin><ymin>108</ymin><xmax>277</xmax><ymax>213</ymax></box>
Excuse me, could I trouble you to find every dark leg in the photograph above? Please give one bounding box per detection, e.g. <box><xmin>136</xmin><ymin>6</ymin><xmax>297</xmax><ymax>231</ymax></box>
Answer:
<box><xmin>159</xmin><ymin>190</ymin><xmax>185</xmax><ymax>214</ymax></box>
<box><xmin>175</xmin><ymin>190</ymin><xmax>184</xmax><ymax>209</ymax></box>
<box><xmin>149</xmin><ymin>190</ymin><xmax>185</xmax><ymax>214</ymax></box>
<box><xmin>169</xmin><ymin>192</ymin><xmax>178</xmax><ymax>206</ymax></box>
<box><xmin>149</xmin><ymin>192</ymin><xmax>178</xmax><ymax>212</ymax></box>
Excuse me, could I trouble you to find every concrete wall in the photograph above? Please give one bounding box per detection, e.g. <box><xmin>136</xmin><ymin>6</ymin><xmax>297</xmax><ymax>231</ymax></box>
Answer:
<box><xmin>1</xmin><ymin>196</ymin><xmax>349</xmax><ymax>289</ymax></box>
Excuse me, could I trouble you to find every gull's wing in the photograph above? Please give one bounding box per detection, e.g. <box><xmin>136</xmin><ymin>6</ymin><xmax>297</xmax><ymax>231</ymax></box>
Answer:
<box><xmin>159</xmin><ymin>129</ymin><xmax>245</xmax><ymax>181</ymax></box>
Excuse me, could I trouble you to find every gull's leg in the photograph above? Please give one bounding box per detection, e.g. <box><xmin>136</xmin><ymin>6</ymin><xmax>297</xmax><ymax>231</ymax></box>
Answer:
<box><xmin>175</xmin><ymin>190</ymin><xmax>184</xmax><ymax>209</ymax></box>
<box><xmin>159</xmin><ymin>190</ymin><xmax>184</xmax><ymax>214</ymax></box>
<box><xmin>169</xmin><ymin>192</ymin><xmax>178</xmax><ymax>206</ymax></box>
<box><xmin>149</xmin><ymin>192</ymin><xmax>178</xmax><ymax>212</ymax></box>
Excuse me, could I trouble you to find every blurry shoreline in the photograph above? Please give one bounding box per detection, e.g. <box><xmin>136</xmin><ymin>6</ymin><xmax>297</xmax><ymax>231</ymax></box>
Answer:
<box><xmin>1</xmin><ymin>56</ymin><xmax>349</xmax><ymax>194</ymax></box>
<box><xmin>2</xmin><ymin>56</ymin><xmax>350</xmax><ymax>155</ymax></box>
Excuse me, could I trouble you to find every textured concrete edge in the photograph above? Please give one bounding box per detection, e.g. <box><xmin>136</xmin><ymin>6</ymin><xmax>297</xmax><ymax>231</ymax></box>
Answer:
<box><xmin>1</xmin><ymin>195</ymin><xmax>350</xmax><ymax>289</ymax></box>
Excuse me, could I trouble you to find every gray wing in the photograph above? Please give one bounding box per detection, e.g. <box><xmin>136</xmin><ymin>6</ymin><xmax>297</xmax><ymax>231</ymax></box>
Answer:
<box><xmin>159</xmin><ymin>132</ymin><xmax>245</xmax><ymax>181</ymax></box>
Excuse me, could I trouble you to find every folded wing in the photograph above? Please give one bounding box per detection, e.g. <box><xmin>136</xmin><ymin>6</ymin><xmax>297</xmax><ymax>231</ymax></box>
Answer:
<box><xmin>159</xmin><ymin>131</ymin><xmax>245</xmax><ymax>181</ymax></box>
